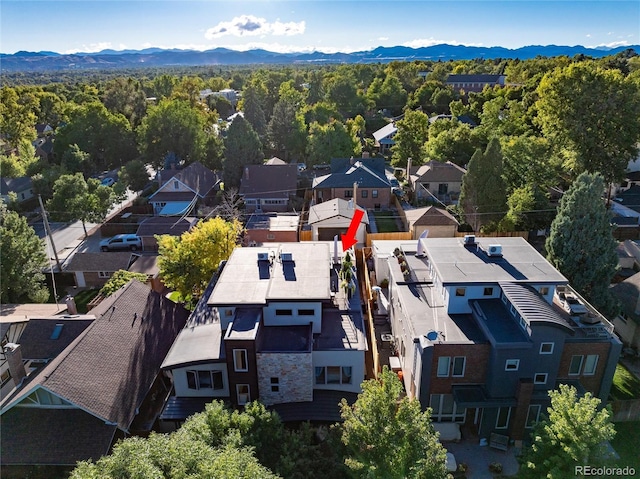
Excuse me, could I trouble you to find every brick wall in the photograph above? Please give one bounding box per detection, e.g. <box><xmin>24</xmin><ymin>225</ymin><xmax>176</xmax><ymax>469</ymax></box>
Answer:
<box><xmin>256</xmin><ymin>352</ymin><xmax>313</xmax><ymax>406</ymax></box>
<box><xmin>557</xmin><ymin>341</ymin><xmax>611</xmax><ymax>394</ymax></box>
<box><xmin>429</xmin><ymin>343</ymin><xmax>491</xmax><ymax>394</ymax></box>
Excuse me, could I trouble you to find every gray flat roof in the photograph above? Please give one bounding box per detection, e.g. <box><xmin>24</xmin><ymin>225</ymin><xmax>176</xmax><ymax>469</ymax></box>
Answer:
<box><xmin>161</xmin><ymin>322</ymin><xmax>224</xmax><ymax>368</ymax></box>
<box><xmin>258</xmin><ymin>325</ymin><xmax>311</xmax><ymax>352</ymax></box>
<box><xmin>208</xmin><ymin>243</ymin><xmax>332</xmax><ymax>306</ymax></box>
<box><xmin>315</xmin><ymin>309</ymin><xmax>367</xmax><ymax>350</ymax></box>
<box><xmin>421</xmin><ymin>237</ymin><xmax>567</xmax><ymax>285</ymax></box>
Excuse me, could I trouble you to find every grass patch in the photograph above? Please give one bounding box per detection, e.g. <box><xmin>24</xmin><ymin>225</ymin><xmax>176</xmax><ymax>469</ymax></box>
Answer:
<box><xmin>73</xmin><ymin>288</ymin><xmax>100</xmax><ymax>313</ymax></box>
<box><xmin>610</xmin><ymin>363</ymin><xmax>640</xmax><ymax>400</ymax></box>
<box><xmin>372</xmin><ymin>211</ymin><xmax>400</xmax><ymax>233</ymax></box>
<box><xmin>167</xmin><ymin>291</ymin><xmax>183</xmax><ymax>303</ymax></box>
<box><xmin>610</xmin><ymin>421</ymin><xmax>640</xmax><ymax>471</ymax></box>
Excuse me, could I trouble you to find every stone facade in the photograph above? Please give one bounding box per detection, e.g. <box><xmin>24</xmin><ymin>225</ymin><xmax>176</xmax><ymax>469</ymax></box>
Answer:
<box><xmin>256</xmin><ymin>352</ymin><xmax>313</xmax><ymax>406</ymax></box>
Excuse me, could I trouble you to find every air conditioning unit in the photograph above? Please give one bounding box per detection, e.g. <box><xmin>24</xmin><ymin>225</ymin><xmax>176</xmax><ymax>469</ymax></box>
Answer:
<box><xmin>463</xmin><ymin>234</ymin><xmax>476</xmax><ymax>245</ymax></box>
<box><xmin>257</xmin><ymin>252</ymin><xmax>269</xmax><ymax>261</ymax></box>
<box><xmin>487</xmin><ymin>244</ymin><xmax>503</xmax><ymax>257</ymax></box>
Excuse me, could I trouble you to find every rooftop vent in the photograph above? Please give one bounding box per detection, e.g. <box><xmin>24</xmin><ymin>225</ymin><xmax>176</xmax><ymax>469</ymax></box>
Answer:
<box><xmin>463</xmin><ymin>234</ymin><xmax>476</xmax><ymax>246</ymax></box>
<box><xmin>487</xmin><ymin>244</ymin><xmax>503</xmax><ymax>257</ymax></box>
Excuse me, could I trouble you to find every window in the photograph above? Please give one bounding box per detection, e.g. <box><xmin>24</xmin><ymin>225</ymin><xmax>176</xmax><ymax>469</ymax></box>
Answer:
<box><xmin>430</xmin><ymin>394</ymin><xmax>466</xmax><ymax>422</ymax></box>
<box><xmin>534</xmin><ymin>373</ymin><xmax>548</xmax><ymax>384</ymax></box>
<box><xmin>266</xmin><ymin>234</ymin><xmax>275</xmax><ymax>240</ymax></box>
<box><xmin>372</xmin><ymin>190</ymin><xmax>378</xmax><ymax>198</ymax></box>
<box><xmin>186</xmin><ymin>370</ymin><xmax>224</xmax><ymax>390</ymax></box>
<box><xmin>539</xmin><ymin>342</ymin><xmax>554</xmax><ymax>355</ymax></box>
<box><xmin>619</xmin><ymin>312</ymin><xmax>629</xmax><ymax>323</ymax></box>
<box><xmin>505</xmin><ymin>359</ymin><xmax>520</xmax><ymax>371</ymax></box>
<box><xmin>233</xmin><ymin>349</ymin><xmax>248</xmax><ymax>372</ymax></box>
<box><xmin>361</xmin><ymin>190</ymin><xmax>368</xmax><ymax>198</ymax></box>
<box><xmin>173</xmin><ymin>180</ymin><xmax>179</xmax><ymax>190</ymax></box>
<box><xmin>438</xmin><ymin>183</ymin><xmax>448</xmax><ymax>195</ymax></box>
<box><xmin>98</xmin><ymin>271</ymin><xmax>111</xmax><ymax>278</ymax></box>
<box><xmin>271</xmin><ymin>377</ymin><xmax>279</xmax><ymax>392</ymax></box>
<box><xmin>298</xmin><ymin>309</ymin><xmax>315</xmax><ymax>316</ymax></box>
<box><xmin>344</xmin><ymin>190</ymin><xmax>353</xmax><ymax>198</ymax></box>
<box><xmin>275</xmin><ymin>309</ymin><xmax>293</xmax><ymax>316</ymax></box>
<box><xmin>0</xmin><ymin>369</ymin><xmax>11</xmax><ymax>387</ymax></box>
<box><xmin>583</xmin><ymin>355</ymin><xmax>598</xmax><ymax>375</ymax></box>
<box><xmin>501</xmin><ymin>293</ymin><xmax>508</xmax><ymax>304</ymax></box>
<box><xmin>237</xmin><ymin>384</ymin><xmax>250</xmax><ymax>405</ymax></box>
<box><xmin>496</xmin><ymin>407</ymin><xmax>511</xmax><ymax>429</ymax></box>
<box><xmin>539</xmin><ymin>287</ymin><xmax>549</xmax><ymax>295</ymax></box>
<box><xmin>483</xmin><ymin>287</ymin><xmax>494</xmax><ymax>296</ymax></box>
<box><xmin>452</xmin><ymin>357</ymin><xmax>466</xmax><ymax>377</ymax></box>
<box><xmin>526</xmin><ymin>405</ymin><xmax>541</xmax><ymax>428</ymax></box>
<box><xmin>569</xmin><ymin>355</ymin><xmax>583</xmax><ymax>376</ymax></box>
<box><xmin>437</xmin><ymin>357</ymin><xmax>450</xmax><ymax>377</ymax></box>
<box><xmin>455</xmin><ymin>288</ymin><xmax>466</xmax><ymax>297</ymax></box>
<box><xmin>315</xmin><ymin>366</ymin><xmax>353</xmax><ymax>385</ymax></box>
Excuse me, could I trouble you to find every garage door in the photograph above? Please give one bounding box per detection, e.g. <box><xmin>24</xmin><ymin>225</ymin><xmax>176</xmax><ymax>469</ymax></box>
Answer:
<box><xmin>318</xmin><ymin>228</ymin><xmax>344</xmax><ymax>241</ymax></box>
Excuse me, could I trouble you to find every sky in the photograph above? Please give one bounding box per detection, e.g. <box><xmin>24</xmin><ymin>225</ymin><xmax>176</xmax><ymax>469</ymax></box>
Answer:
<box><xmin>1</xmin><ymin>1</ymin><xmax>639</xmax><ymax>55</ymax></box>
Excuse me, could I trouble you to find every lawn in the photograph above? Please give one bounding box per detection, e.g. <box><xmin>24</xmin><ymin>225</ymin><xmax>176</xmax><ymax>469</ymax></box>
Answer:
<box><xmin>372</xmin><ymin>211</ymin><xmax>400</xmax><ymax>233</ymax></box>
<box><xmin>610</xmin><ymin>362</ymin><xmax>640</xmax><ymax>401</ymax></box>
<box><xmin>73</xmin><ymin>288</ymin><xmax>100</xmax><ymax>313</ymax></box>
<box><xmin>610</xmin><ymin>421</ymin><xmax>640</xmax><ymax>472</ymax></box>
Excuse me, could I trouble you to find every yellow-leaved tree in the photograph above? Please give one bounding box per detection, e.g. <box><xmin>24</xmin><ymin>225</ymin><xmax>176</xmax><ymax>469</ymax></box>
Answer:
<box><xmin>157</xmin><ymin>217</ymin><xmax>242</xmax><ymax>305</ymax></box>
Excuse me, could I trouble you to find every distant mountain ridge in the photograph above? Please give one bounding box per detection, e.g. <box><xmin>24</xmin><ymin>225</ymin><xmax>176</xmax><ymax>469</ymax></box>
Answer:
<box><xmin>1</xmin><ymin>44</ymin><xmax>637</xmax><ymax>72</ymax></box>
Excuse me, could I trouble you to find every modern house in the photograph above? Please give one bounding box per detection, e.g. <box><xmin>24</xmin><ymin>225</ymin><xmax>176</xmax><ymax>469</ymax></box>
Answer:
<box><xmin>160</xmin><ymin>242</ymin><xmax>366</xmax><ymax>428</ymax></box>
<box><xmin>369</xmin><ymin>236</ymin><xmax>621</xmax><ymax>443</ymax></box>
<box><xmin>409</xmin><ymin>161</ymin><xmax>466</xmax><ymax>204</ymax></box>
<box><xmin>307</xmin><ymin>198</ymin><xmax>369</xmax><ymax>244</ymax></box>
<box><xmin>244</xmin><ymin>213</ymin><xmax>300</xmax><ymax>245</ymax></box>
<box><xmin>0</xmin><ymin>281</ymin><xmax>189</xmax><ymax>473</ymax></box>
<box><xmin>446</xmin><ymin>74</ymin><xmax>506</xmax><ymax>93</ymax></box>
<box><xmin>403</xmin><ymin>206</ymin><xmax>459</xmax><ymax>239</ymax></box>
<box><xmin>312</xmin><ymin>158</ymin><xmax>392</xmax><ymax>209</ymax></box>
<box><xmin>149</xmin><ymin>161</ymin><xmax>220</xmax><ymax>216</ymax></box>
<box><xmin>239</xmin><ymin>164</ymin><xmax>298</xmax><ymax>213</ymax></box>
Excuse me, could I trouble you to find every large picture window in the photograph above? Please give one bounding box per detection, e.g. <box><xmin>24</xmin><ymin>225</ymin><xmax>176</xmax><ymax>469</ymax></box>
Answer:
<box><xmin>186</xmin><ymin>370</ymin><xmax>224</xmax><ymax>390</ymax></box>
<box><xmin>315</xmin><ymin>366</ymin><xmax>353</xmax><ymax>385</ymax></box>
<box><xmin>429</xmin><ymin>394</ymin><xmax>465</xmax><ymax>422</ymax></box>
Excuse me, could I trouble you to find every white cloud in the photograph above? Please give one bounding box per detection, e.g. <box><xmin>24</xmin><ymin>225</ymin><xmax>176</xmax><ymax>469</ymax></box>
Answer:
<box><xmin>64</xmin><ymin>42</ymin><xmax>117</xmax><ymax>54</ymax></box>
<box><xmin>378</xmin><ymin>37</ymin><xmax>389</xmax><ymax>41</ymax></box>
<box><xmin>586</xmin><ymin>34</ymin><xmax>592</xmax><ymax>38</ymax></box>
<box><xmin>402</xmin><ymin>38</ymin><xmax>483</xmax><ymax>48</ymax></box>
<box><xmin>205</xmin><ymin>15</ymin><xmax>305</xmax><ymax>39</ymax></box>
<box><xmin>590</xmin><ymin>40</ymin><xmax>631</xmax><ymax>49</ymax></box>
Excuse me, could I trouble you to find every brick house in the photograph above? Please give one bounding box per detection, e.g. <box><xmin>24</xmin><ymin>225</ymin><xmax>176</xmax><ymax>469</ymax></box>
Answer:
<box><xmin>159</xmin><ymin>242</ymin><xmax>366</xmax><ymax>427</ymax></box>
<box><xmin>446</xmin><ymin>74</ymin><xmax>506</xmax><ymax>93</ymax></box>
<box><xmin>370</xmin><ymin>235</ymin><xmax>621</xmax><ymax>443</ymax></box>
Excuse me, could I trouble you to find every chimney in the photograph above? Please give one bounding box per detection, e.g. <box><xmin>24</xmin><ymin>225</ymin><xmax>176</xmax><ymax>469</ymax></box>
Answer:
<box><xmin>4</xmin><ymin>343</ymin><xmax>26</xmax><ymax>387</ymax></box>
<box><xmin>362</xmin><ymin>151</ymin><xmax>370</xmax><ymax>159</ymax></box>
<box><xmin>65</xmin><ymin>295</ymin><xmax>78</xmax><ymax>315</ymax></box>
<box><xmin>350</xmin><ymin>156</ymin><xmax>355</xmax><ymax>165</ymax></box>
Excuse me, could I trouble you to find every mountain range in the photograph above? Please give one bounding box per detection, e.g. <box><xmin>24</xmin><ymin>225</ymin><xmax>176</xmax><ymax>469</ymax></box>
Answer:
<box><xmin>1</xmin><ymin>44</ymin><xmax>637</xmax><ymax>72</ymax></box>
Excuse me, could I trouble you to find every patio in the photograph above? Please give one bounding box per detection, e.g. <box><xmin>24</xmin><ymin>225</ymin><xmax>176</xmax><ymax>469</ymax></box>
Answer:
<box><xmin>443</xmin><ymin>437</ymin><xmax>520</xmax><ymax>478</ymax></box>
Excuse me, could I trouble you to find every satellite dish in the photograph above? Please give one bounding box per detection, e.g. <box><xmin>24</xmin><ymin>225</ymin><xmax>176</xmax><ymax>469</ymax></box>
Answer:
<box><xmin>426</xmin><ymin>331</ymin><xmax>438</xmax><ymax>341</ymax></box>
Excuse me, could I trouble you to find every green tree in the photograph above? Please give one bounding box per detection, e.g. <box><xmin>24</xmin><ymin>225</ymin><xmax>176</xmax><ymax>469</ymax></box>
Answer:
<box><xmin>520</xmin><ymin>384</ymin><xmax>615</xmax><ymax>479</ymax></box>
<box><xmin>500</xmin><ymin>135</ymin><xmax>557</xmax><ymax>195</ymax></box>
<box><xmin>138</xmin><ymin>99</ymin><xmax>207</xmax><ymax>168</ymax></box>
<box><xmin>100</xmin><ymin>270</ymin><xmax>148</xmax><ymax>297</ymax></box>
<box><xmin>502</xmin><ymin>184</ymin><xmax>553</xmax><ymax>232</ymax></box>
<box><xmin>536</xmin><ymin>62</ymin><xmax>640</xmax><ymax>184</ymax></box>
<box><xmin>366</xmin><ymin>74</ymin><xmax>408</xmax><ymax>116</ymax></box>
<box><xmin>391</xmin><ymin>109</ymin><xmax>429</xmax><ymax>167</ymax></box>
<box><xmin>223</xmin><ymin>116</ymin><xmax>263</xmax><ymax>189</ymax></box>
<box><xmin>102</xmin><ymin>77</ymin><xmax>147</xmax><ymax>128</ymax></box>
<box><xmin>157</xmin><ymin>217</ymin><xmax>242</xmax><ymax>303</ymax></box>
<box><xmin>479</xmin><ymin>96</ymin><xmax>529</xmax><ymax>138</ymax></box>
<box><xmin>0</xmin><ymin>204</ymin><xmax>49</xmax><ymax>303</ymax></box>
<box><xmin>459</xmin><ymin>137</ymin><xmax>507</xmax><ymax>230</ymax></box>
<box><xmin>423</xmin><ymin>120</ymin><xmax>480</xmax><ymax>166</ymax></box>
<box><xmin>0</xmin><ymin>138</ymin><xmax>40</xmax><ymax>178</ymax></box>
<box><xmin>242</xmin><ymin>83</ymin><xmax>268</xmax><ymax>141</ymax></box>
<box><xmin>340</xmin><ymin>368</ymin><xmax>448</xmax><ymax>479</ymax></box>
<box><xmin>47</xmin><ymin>173</ymin><xmax>116</xmax><ymax>237</ymax></box>
<box><xmin>0</xmin><ymin>86</ymin><xmax>38</xmax><ymax>149</ymax></box>
<box><xmin>148</xmin><ymin>74</ymin><xmax>177</xmax><ymax>100</ymax></box>
<box><xmin>31</xmin><ymin>164</ymin><xmax>66</xmax><ymax>201</ymax></box>
<box><xmin>545</xmin><ymin>172</ymin><xmax>618</xmax><ymax>316</ymax></box>
<box><xmin>306</xmin><ymin>120</ymin><xmax>360</xmax><ymax>167</ymax></box>
<box><xmin>61</xmin><ymin>144</ymin><xmax>94</xmax><ymax>178</ymax></box>
<box><xmin>55</xmin><ymin>102</ymin><xmax>137</xmax><ymax>171</ymax></box>
<box><xmin>303</xmin><ymin>101</ymin><xmax>343</xmax><ymax>126</ymax></box>
<box><xmin>267</xmin><ymin>99</ymin><xmax>307</xmax><ymax>161</ymax></box>
<box><xmin>118</xmin><ymin>159</ymin><xmax>150</xmax><ymax>192</ymax></box>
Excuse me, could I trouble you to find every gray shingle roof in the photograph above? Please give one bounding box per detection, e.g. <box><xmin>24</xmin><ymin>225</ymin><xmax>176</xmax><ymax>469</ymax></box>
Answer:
<box><xmin>1</xmin><ymin>281</ymin><xmax>189</xmax><ymax>431</ymax></box>
<box><xmin>410</xmin><ymin>161</ymin><xmax>466</xmax><ymax>184</ymax></box>
<box><xmin>154</xmin><ymin>161</ymin><xmax>219</xmax><ymax>198</ymax></box>
<box><xmin>404</xmin><ymin>206</ymin><xmax>459</xmax><ymax>227</ymax></box>
<box><xmin>239</xmin><ymin>164</ymin><xmax>297</xmax><ymax>199</ymax></box>
<box><xmin>611</xmin><ymin>272</ymin><xmax>640</xmax><ymax>325</ymax></box>
<box><xmin>64</xmin><ymin>252</ymin><xmax>133</xmax><ymax>272</ymax></box>
<box><xmin>136</xmin><ymin>216</ymin><xmax>198</xmax><ymax>237</ymax></box>
<box><xmin>308</xmin><ymin>198</ymin><xmax>369</xmax><ymax>224</ymax></box>
<box><xmin>17</xmin><ymin>317</ymin><xmax>94</xmax><ymax>361</ymax></box>
<box><xmin>312</xmin><ymin>159</ymin><xmax>391</xmax><ymax>189</ymax></box>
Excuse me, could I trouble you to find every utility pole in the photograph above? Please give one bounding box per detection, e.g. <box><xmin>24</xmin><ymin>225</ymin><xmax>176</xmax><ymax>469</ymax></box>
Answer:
<box><xmin>38</xmin><ymin>195</ymin><xmax>61</xmax><ymax>271</ymax></box>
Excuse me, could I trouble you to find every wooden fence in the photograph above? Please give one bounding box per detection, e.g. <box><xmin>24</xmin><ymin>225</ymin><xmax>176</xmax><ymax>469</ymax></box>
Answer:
<box><xmin>366</xmin><ymin>232</ymin><xmax>412</xmax><ymax>247</ymax></box>
<box><xmin>610</xmin><ymin>398</ymin><xmax>640</xmax><ymax>422</ymax></box>
<box><xmin>299</xmin><ymin>230</ymin><xmax>312</xmax><ymax>241</ymax></box>
<box><xmin>454</xmin><ymin>230</ymin><xmax>529</xmax><ymax>240</ymax></box>
<box><xmin>357</xmin><ymin>247</ymin><xmax>379</xmax><ymax>379</ymax></box>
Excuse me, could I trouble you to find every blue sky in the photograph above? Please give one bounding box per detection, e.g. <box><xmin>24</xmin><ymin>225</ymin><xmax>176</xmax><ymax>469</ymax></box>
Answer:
<box><xmin>1</xmin><ymin>1</ymin><xmax>638</xmax><ymax>54</ymax></box>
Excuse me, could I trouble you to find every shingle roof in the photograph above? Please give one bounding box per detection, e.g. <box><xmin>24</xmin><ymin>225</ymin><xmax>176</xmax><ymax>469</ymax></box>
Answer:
<box><xmin>239</xmin><ymin>164</ymin><xmax>297</xmax><ymax>199</ymax></box>
<box><xmin>153</xmin><ymin>161</ymin><xmax>219</xmax><ymax>198</ymax></box>
<box><xmin>136</xmin><ymin>216</ymin><xmax>198</xmax><ymax>237</ymax></box>
<box><xmin>17</xmin><ymin>317</ymin><xmax>94</xmax><ymax>361</ymax></box>
<box><xmin>128</xmin><ymin>254</ymin><xmax>160</xmax><ymax>277</ymax></box>
<box><xmin>312</xmin><ymin>159</ymin><xmax>391</xmax><ymax>189</ymax></box>
<box><xmin>404</xmin><ymin>206</ymin><xmax>459</xmax><ymax>227</ymax></box>
<box><xmin>1</xmin><ymin>281</ymin><xmax>189</xmax><ymax>430</ymax></box>
<box><xmin>64</xmin><ymin>252</ymin><xmax>133</xmax><ymax>272</ymax></box>
<box><xmin>269</xmin><ymin>390</ymin><xmax>358</xmax><ymax>422</ymax></box>
<box><xmin>410</xmin><ymin>161</ymin><xmax>466</xmax><ymax>185</ymax></box>
<box><xmin>308</xmin><ymin>198</ymin><xmax>369</xmax><ymax>224</ymax></box>
<box><xmin>0</xmin><ymin>176</ymin><xmax>32</xmax><ymax>195</ymax></box>
<box><xmin>0</xmin><ymin>408</ymin><xmax>117</xmax><ymax>465</ymax></box>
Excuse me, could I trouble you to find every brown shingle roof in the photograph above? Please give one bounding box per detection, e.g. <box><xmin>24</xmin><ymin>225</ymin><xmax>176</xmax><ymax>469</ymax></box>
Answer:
<box><xmin>1</xmin><ymin>281</ymin><xmax>189</xmax><ymax>431</ymax></box>
<box><xmin>64</xmin><ymin>252</ymin><xmax>133</xmax><ymax>272</ymax></box>
<box><xmin>410</xmin><ymin>161</ymin><xmax>466</xmax><ymax>185</ymax></box>
<box><xmin>239</xmin><ymin>164</ymin><xmax>297</xmax><ymax>199</ymax></box>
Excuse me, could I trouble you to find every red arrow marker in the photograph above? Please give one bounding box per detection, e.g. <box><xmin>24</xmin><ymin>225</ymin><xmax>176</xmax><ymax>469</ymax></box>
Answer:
<box><xmin>341</xmin><ymin>209</ymin><xmax>364</xmax><ymax>251</ymax></box>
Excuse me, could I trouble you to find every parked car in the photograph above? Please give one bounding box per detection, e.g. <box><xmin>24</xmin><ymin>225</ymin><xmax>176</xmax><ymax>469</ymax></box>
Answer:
<box><xmin>101</xmin><ymin>177</ymin><xmax>116</xmax><ymax>187</ymax></box>
<box><xmin>100</xmin><ymin>234</ymin><xmax>141</xmax><ymax>251</ymax></box>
